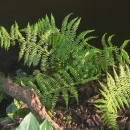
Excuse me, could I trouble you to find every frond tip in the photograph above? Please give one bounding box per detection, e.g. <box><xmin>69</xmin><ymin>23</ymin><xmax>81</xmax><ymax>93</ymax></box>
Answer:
<box><xmin>95</xmin><ymin>64</ymin><xmax>130</xmax><ymax>130</ymax></box>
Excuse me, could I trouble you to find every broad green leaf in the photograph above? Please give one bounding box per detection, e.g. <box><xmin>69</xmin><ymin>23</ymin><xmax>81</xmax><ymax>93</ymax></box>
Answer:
<box><xmin>16</xmin><ymin>112</ymin><xmax>40</xmax><ymax>130</ymax></box>
<box><xmin>40</xmin><ymin>119</ymin><xmax>53</xmax><ymax>130</ymax></box>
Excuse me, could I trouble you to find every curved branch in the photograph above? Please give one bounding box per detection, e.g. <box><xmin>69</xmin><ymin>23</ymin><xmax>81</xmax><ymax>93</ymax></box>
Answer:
<box><xmin>2</xmin><ymin>78</ymin><xmax>62</xmax><ymax>130</ymax></box>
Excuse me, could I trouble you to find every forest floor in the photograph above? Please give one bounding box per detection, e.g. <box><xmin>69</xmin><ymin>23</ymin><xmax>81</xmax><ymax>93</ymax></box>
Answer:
<box><xmin>0</xmin><ymin>80</ymin><xmax>130</xmax><ymax>130</ymax></box>
<box><xmin>52</xmin><ymin>81</ymin><xmax>130</xmax><ymax>130</ymax></box>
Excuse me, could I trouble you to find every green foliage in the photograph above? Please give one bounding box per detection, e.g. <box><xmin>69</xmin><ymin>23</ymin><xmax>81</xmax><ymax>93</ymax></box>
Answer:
<box><xmin>0</xmin><ymin>22</ymin><xmax>24</xmax><ymax>50</ymax></box>
<box><xmin>0</xmin><ymin>14</ymin><xmax>129</xmax><ymax>75</ymax></box>
<box><xmin>16</xmin><ymin>71</ymin><xmax>78</xmax><ymax>110</ymax></box>
<box><xmin>19</xmin><ymin>22</ymin><xmax>57</xmax><ymax>70</ymax></box>
<box><xmin>0</xmin><ymin>27</ymin><xmax>11</xmax><ymax>50</ymax></box>
<box><xmin>15</xmin><ymin>112</ymin><xmax>53</xmax><ymax>130</ymax></box>
<box><xmin>0</xmin><ymin>14</ymin><xmax>130</xmax><ymax>112</ymax></box>
<box><xmin>10</xmin><ymin>14</ymin><xmax>98</xmax><ymax>110</ymax></box>
<box><xmin>99</xmin><ymin>34</ymin><xmax>130</xmax><ymax>70</ymax></box>
<box><xmin>95</xmin><ymin>64</ymin><xmax>130</xmax><ymax>130</ymax></box>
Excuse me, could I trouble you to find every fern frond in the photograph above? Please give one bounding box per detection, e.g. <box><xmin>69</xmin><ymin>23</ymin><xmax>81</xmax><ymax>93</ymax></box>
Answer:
<box><xmin>50</xmin><ymin>14</ymin><xmax>56</xmax><ymax>27</ymax></box>
<box><xmin>0</xmin><ymin>27</ymin><xmax>11</xmax><ymax>50</ymax></box>
<box><xmin>10</xmin><ymin>22</ymin><xmax>24</xmax><ymax>45</ymax></box>
<box><xmin>62</xmin><ymin>87</ymin><xmax>69</xmax><ymax>108</ymax></box>
<box><xmin>121</xmin><ymin>49</ymin><xmax>130</xmax><ymax>64</ymax></box>
<box><xmin>35</xmin><ymin>15</ymin><xmax>58</xmax><ymax>37</ymax></box>
<box><xmin>107</xmin><ymin>34</ymin><xmax>115</xmax><ymax>46</ymax></box>
<box><xmin>71</xmin><ymin>18</ymin><xmax>81</xmax><ymax>33</ymax></box>
<box><xmin>18</xmin><ymin>16</ymin><xmax>58</xmax><ymax>70</ymax></box>
<box><xmin>119</xmin><ymin>40</ymin><xmax>130</xmax><ymax>64</ymax></box>
<box><xmin>95</xmin><ymin>64</ymin><xmax>130</xmax><ymax>130</ymax></box>
<box><xmin>32</xmin><ymin>70</ymin><xmax>78</xmax><ymax>109</ymax></box>
<box><xmin>66</xmin><ymin>66</ymin><xmax>80</xmax><ymax>82</ymax></box>
<box><xmin>38</xmin><ymin>29</ymin><xmax>52</xmax><ymax>46</ymax></box>
<box><xmin>14</xmin><ymin>69</ymin><xmax>77</xmax><ymax>110</ymax></box>
<box><xmin>101</xmin><ymin>33</ymin><xmax>108</xmax><ymax>48</ymax></box>
<box><xmin>58</xmin><ymin>69</ymin><xmax>74</xmax><ymax>85</ymax></box>
<box><xmin>75</xmin><ymin>30</ymin><xmax>96</xmax><ymax>47</ymax></box>
<box><xmin>61</xmin><ymin>13</ymin><xmax>73</xmax><ymax>33</ymax></box>
<box><xmin>67</xmin><ymin>17</ymin><xmax>78</xmax><ymax>31</ymax></box>
<box><xmin>100</xmin><ymin>34</ymin><xmax>130</xmax><ymax>67</ymax></box>
<box><xmin>120</xmin><ymin>39</ymin><xmax>130</xmax><ymax>50</ymax></box>
<box><xmin>18</xmin><ymin>39</ymin><xmax>25</xmax><ymax>59</ymax></box>
<box><xmin>0</xmin><ymin>22</ymin><xmax>24</xmax><ymax>50</ymax></box>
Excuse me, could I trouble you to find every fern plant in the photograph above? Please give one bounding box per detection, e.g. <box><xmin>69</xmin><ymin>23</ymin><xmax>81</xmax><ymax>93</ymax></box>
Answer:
<box><xmin>0</xmin><ymin>14</ymin><xmax>93</xmax><ymax>110</ymax></box>
<box><xmin>98</xmin><ymin>33</ymin><xmax>130</xmax><ymax>70</ymax></box>
<box><xmin>95</xmin><ymin>64</ymin><xmax>130</xmax><ymax>130</ymax></box>
<box><xmin>0</xmin><ymin>14</ymin><xmax>129</xmax><ymax>75</ymax></box>
<box><xmin>0</xmin><ymin>14</ymin><xmax>130</xmax><ymax>111</ymax></box>
<box><xmin>19</xmin><ymin>15</ymin><xmax>59</xmax><ymax>71</ymax></box>
<box><xmin>15</xmin><ymin>70</ymin><xmax>78</xmax><ymax>110</ymax></box>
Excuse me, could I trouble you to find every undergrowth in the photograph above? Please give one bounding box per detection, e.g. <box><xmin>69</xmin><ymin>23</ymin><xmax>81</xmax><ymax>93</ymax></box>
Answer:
<box><xmin>0</xmin><ymin>14</ymin><xmax>130</xmax><ymax>130</ymax></box>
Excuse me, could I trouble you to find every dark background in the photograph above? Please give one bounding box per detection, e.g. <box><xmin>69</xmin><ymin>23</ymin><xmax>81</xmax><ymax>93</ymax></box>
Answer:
<box><xmin>0</xmin><ymin>0</ymin><xmax>130</xmax><ymax>73</ymax></box>
<box><xmin>0</xmin><ymin>0</ymin><xmax>130</xmax><ymax>45</ymax></box>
